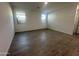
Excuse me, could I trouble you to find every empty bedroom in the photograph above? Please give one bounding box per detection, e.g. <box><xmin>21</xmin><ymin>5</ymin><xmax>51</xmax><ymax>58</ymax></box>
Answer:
<box><xmin>0</xmin><ymin>2</ymin><xmax>79</xmax><ymax>56</ymax></box>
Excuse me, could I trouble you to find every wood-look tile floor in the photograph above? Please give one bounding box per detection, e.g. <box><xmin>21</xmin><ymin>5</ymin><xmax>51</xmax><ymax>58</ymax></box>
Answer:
<box><xmin>7</xmin><ymin>29</ymin><xmax>79</xmax><ymax>56</ymax></box>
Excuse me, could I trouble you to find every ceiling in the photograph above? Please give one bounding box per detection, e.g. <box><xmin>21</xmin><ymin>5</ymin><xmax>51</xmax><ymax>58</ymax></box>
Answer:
<box><xmin>10</xmin><ymin>2</ymin><xmax>77</xmax><ymax>13</ymax></box>
<box><xmin>11</xmin><ymin>2</ymin><xmax>43</xmax><ymax>11</ymax></box>
<box><xmin>11</xmin><ymin>2</ymin><xmax>43</xmax><ymax>9</ymax></box>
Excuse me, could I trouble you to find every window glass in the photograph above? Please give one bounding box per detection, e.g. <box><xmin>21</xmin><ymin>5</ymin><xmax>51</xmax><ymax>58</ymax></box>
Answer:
<box><xmin>16</xmin><ymin>12</ymin><xmax>26</xmax><ymax>24</ymax></box>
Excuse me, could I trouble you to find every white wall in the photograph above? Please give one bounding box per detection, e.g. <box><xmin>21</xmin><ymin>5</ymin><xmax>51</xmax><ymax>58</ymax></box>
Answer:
<box><xmin>0</xmin><ymin>3</ymin><xmax>14</xmax><ymax>55</ymax></box>
<box><xmin>13</xmin><ymin>8</ymin><xmax>47</xmax><ymax>32</ymax></box>
<box><xmin>48</xmin><ymin>3</ymin><xmax>77</xmax><ymax>35</ymax></box>
<box><xmin>75</xmin><ymin>3</ymin><xmax>79</xmax><ymax>33</ymax></box>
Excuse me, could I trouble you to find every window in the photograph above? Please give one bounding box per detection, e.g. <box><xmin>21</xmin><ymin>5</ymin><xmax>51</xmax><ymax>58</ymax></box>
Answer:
<box><xmin>16</xmin><ymin>12</ymin><xmax>26</xmax><ymax>24</ymax></box>
<box><xmin>41</xmin><ymin>14</ymin><xmax>46</xmax><ymax>23</ymax></box>
<box><xmin>41</xmin><ymin>14</ymin><xmax>46</xmax><ymax>20</ymax></box>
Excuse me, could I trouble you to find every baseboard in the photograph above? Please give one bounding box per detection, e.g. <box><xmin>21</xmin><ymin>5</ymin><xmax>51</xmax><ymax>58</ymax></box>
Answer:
<box><xmin>6</xmin><ymin>31</ymin><xmax>15</xmax><ymax>56</ymax></box>
<box><xmin>48</xmin><ymin>27</ymin><xmax>72</xmax><ymax>35</ymax></box>
<box><xmin>15</xmin><ymin>28</ymin><xmax>49</xmax><ymax>33</ymax></box>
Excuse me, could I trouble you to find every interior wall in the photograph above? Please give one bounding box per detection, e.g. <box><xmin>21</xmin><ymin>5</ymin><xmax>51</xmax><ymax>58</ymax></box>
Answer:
<box><xmin>0</xmin><ymin>3</ymin><xmax>14</xmax><ymax>55</ymax></box>
<box><xmin>13</xmin><ymin>7</ymin><xmax>47</xmax><ymax>32</ymax></box>
<box><xmin>75</xmin><ymin>3</ymin><xmax>79</xmax><ymax>33</ymax></box>
<box><xmin>76</xmin><ymin>11</ymin><xmax>79</xmax><ymax>33</ymax></box>
<box><xmin>48</xmin><ymin>3</ymin><xmax>77</xmax><ymax>35</ymax></box>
